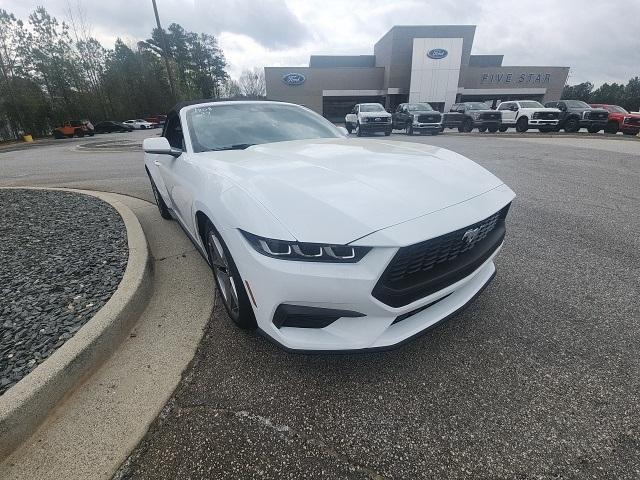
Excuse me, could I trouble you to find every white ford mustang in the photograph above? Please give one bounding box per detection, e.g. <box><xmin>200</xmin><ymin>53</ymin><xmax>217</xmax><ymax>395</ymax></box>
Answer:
<box><xmin>143</xmin><ymin>100</ymin><xmax>515</xmax><ymax>352</ymax></box>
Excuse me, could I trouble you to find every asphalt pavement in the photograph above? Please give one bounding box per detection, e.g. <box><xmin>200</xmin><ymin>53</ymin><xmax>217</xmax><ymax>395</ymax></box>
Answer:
<box><xmin>1</xmin><ymin>130</ymin><xmax>639</xmax><ymax>479</ymax></box>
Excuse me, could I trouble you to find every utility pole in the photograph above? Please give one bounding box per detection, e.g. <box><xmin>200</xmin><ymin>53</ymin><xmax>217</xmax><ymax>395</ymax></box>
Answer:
<box><xmin>151</xmin><ymin>0</ymin><xmax>177</xmax><ymax>100</ymax></box>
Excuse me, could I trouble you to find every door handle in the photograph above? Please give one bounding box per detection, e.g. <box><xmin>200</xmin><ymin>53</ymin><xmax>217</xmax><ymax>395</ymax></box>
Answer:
<box><xmin>154</xmin><ymin>160</ymin><xmax>161</xmax><ymax>166</ymax></box>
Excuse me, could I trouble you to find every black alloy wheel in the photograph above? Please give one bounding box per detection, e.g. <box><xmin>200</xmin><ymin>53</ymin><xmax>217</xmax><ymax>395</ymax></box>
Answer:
<box><xmin>515</xmin><ymin>117</ymin><xmax>529</xmax><ymax>133</ymax></box>
<box><xmin>204</xmin><ymin>222</ymin><xmax>256</xmax><ymax>329</ymax></box>
<box><xmin>564</xmin><ymin>117</ymin><xmax>580</xmax><ymax>133</ymax></box>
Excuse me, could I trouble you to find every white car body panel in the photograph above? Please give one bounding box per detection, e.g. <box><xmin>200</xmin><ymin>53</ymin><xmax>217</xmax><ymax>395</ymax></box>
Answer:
<box><xmin>498</xmin><ymin>101</ymin><xmax>561</xmax><ymax>127</ymax></box>
<box><xmin>124</xmin><ymin>119</ymin><xmax>154</xmax><ymax>129</ymax></box>
<box><xmin>144</xmin><ymin>100</ymin><xmax>515</xmax><ymax>351</ymax></box>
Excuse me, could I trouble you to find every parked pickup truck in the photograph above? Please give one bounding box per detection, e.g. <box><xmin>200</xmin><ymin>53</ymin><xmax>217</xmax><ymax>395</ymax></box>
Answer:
<box><xmin>392</xmin><ymin>103</ymin><xmax>442</xmax><ymax>135</ymax></box>
<box><xmin>544</xmin><ymin>100</ymin><xmax>609</xmax><ymax>133</ymax></box>
<box><xmin>497</xmin><ymin>100</ymin><xmax>561</xmax><ymax>132</ymax></box>
<box><xmin>345</xmin><ymin>103</ymin><xmax>392</xmax><ymax>136</ymax></box>
<box><xmin>590</xmin><ymin>103</ymin><xmax>640</xmax><ymax>135</ymax></box>
<box><xmin>441</xmin><ymin>102</ymin><xmax>501</xmax><ymax>132</ymax></box>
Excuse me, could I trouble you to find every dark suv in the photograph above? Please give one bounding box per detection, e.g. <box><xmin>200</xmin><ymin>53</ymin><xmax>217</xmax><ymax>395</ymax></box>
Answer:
<box><xmin>441</xmin><ymin>102</ymin><xmax>502</xmax><ymax>132</ymax></box>
<box><xmin>392</xmin><ymin>103</ymin><xmax>442</xmax><ymax>135</ymax></box>
<box><xmin>544</xmin><ymin>100</ymin><xmax>609</xmax><ymax>133</ymax></box>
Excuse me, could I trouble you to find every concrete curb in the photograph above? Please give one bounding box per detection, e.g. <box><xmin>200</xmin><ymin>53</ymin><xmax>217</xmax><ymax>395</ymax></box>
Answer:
<box><xmin>0</xmin><ymin>188</ymin><xmax>153</xmax><ymax>460</ymax></box>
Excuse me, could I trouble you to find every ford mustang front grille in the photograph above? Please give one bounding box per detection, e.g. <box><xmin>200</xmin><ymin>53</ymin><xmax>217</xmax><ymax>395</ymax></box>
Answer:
<box><xmin>372</xmin><ymin>204</ymin><xmax>511</xmax><ymax>307</ymax></box>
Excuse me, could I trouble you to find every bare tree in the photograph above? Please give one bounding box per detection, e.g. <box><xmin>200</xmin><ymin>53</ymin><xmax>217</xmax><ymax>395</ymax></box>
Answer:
<box><xmin>238</xmin><ymin>67</ymin><xmax>265</xmax><ymax>97</ymax></box>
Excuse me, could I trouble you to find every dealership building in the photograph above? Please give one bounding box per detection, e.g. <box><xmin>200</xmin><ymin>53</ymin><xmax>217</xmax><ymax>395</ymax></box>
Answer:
<box><xmin>265</xmin><ymin>25</ymin><xmax>570</xmax><ymax>121</ymax></box>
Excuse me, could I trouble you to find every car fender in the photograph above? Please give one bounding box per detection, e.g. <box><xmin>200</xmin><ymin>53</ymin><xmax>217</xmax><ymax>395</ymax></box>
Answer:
<box><xmin>144</xmin><ymin>154</ymin><xmax>170</xmax><ymax>204</ymax></box>
<box><xmin>192</xmin><ymin>186</ymin><xmax>296</xmax><ymax>268</ymax></box>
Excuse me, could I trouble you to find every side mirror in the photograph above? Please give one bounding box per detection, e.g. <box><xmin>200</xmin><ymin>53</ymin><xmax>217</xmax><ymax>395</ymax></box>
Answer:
<box><xmin>337</xmin><ymin>126</ymin><xmax>348</xmax><ymax>136</ymax></box>
<box><xmin>457</xmin><ymin>108</ymin><xmax>466</xmax><ymax>113</ymax></box>
<box><xmin>143</xmin><ymin>137</ymin><xmax>182</xmax><ymax>157</ymax></box>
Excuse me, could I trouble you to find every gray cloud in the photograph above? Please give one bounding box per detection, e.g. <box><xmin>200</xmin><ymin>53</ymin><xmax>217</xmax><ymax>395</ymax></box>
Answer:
<box><xmin>2</xmin><ymin>0</ymin><xmax>637</xmax><ymax>85</ymax></box>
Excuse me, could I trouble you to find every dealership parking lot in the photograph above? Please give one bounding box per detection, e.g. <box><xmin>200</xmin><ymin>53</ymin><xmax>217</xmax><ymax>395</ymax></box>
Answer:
<box><xmin>1</xmin><ymin>131</ymin><xmax>639</xmax><ymax>478</ymax></box>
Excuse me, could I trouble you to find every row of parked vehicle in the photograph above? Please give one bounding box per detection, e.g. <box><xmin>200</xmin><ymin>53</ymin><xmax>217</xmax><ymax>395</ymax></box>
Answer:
<box><xmin>52</xmin><ymin>115</ymin><xmax>166</xmax><ymax>139</ymax></box>
<box><xmin>344</xmin><ymin>101</ymin><xmax>640</xmax><ymax>136</ymax></box>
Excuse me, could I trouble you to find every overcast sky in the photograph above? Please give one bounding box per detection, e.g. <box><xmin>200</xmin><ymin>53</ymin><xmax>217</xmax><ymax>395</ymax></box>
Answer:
<box><xmin>3</xmin><ymin>0</ymin><xmax>638</xmax><ymax>85</ymax></box>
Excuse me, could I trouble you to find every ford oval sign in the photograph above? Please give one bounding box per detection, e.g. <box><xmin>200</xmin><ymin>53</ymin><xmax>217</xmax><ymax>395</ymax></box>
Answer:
<box><xmin>427</xmin><ymin>48</ymin><xmax>448</xmax><ymax>60</ymax></box>
<box><xmin>282</xmin><ymin>73</ymin><xmax>306</xmax><ymax>86</ymax></box>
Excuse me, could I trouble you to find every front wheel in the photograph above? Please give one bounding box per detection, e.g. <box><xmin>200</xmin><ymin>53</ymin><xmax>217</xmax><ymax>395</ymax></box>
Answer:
<box><xmin>75</xmin><ymin>129</ymin><xmax>85</xmax><ymax>138</ymax></box>
<box><xmin>148</xmin><ymin>172</ymin><xmax>172</xmax><ymax>220</ymax></box>
<box><xmin>623</xmin><ymin>131</ymin><xmax>637</xmax><ymax>136</ymax></box>
<box><xmin>355</xmin><ymin>122</ymin><xmax>363</xmax><ymax>137</ymax></box>
<box><xmin>498</xmin><ymin>126</ymin><xmax>508</xmax><ymax>132</ymax></box>
<box><xmin>462</xmin><ymin>118</ymin><xmax>474</xmax><ymax>133</ymax></box>
<box><xmin>564</xmin><ymin>117</ymin><xmax>580</xmax><ymax>133</ymax></box>
<box><xmin>605</xmin><ymin>121</ymin><xmax>618</xmax><ymax>134</ymax></box>
<box><xmin>384</xmin><ymin>128</ymin><xmax>391</xmax><ymax>136</ymax></box>
<box><xmin>587</xmin><ymin>125</ymin><xmax>601</xmax><ymax>134</ymax></box>
<box><xmin>204</xmin><ymin>222</ymin><xmax>256</xmax><ymax>330</ymax></box>
<box><xmin>478</xmin><ymin>127</ymin><xmax>487</xmax><ymax>133</ymax></box>
<box><xmin>515</xmin><ymin>117</ymin><xmax>529</xmax><ymax>133</ymax></box>
<box><xmin>346</xmin><ymin>124</ymin><xmax>353</xmax><ymax>134</ymax></box>
<box><xmin>407</xmin><ymin>123</ymin><xmax>414</xmax><ymax>135</ymax></box>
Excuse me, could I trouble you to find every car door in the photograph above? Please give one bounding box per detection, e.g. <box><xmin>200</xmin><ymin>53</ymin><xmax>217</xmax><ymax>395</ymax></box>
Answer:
<box><xmin>499</xmin><ymin>102</ymin><xmax>516</xmax><ymax>124</ymax></box>
<box><xmin>345</xmin><ymin>106</ymin><xmax>357</xmax><ymax>127</ymax></box>
<box><xmin>154</xmin><ymin>114</ymin><xmax>196</xmax><ymax>230</ymax></box>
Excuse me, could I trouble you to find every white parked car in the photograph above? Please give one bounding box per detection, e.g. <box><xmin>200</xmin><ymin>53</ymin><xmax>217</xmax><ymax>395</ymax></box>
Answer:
<box><xmin>143</xmin><ymin>100</ymin><xmax>515</xmax><ymax>352</ymax></box>
<box><xmin>497</xmin><ymin>100</ymin><xmax>561</xmax><ymax>132</ymax></box>
<box><xmin>123</xmin><ymin>119</ymin><xmax>155</xmax><ymax>130</ymax></box>
<box><xmin>344</xmin><ymin>103</ymin><xmax>393</xmax><ymax>136</ymax></box>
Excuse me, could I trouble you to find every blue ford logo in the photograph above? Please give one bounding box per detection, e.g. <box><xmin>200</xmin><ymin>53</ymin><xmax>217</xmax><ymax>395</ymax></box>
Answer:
<box><xmin>282</xmin><ymin>73</ymin><xmax>306</xmax><ymax>86</ymax></box>
<box><xmin>427</xmin><ymin>48</ymin><xmax>448</xmax><ymax>60</ymax></box>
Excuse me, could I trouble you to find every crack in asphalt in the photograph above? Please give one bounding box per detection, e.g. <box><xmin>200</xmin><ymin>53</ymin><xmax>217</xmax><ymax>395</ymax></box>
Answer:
<box><xmin>177</xmin><ymin>404</ymin><xmax>390</xmax><ymax>480</ymax></box>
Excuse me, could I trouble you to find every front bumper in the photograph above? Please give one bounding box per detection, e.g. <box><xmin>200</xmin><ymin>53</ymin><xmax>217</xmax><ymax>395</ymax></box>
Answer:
<box><xmin>472</xmin><ymin>119</ymin><xmax>500</xmax><ymax>128</ymax></box>
<box><xmin>228</xmin><ymin>185</ymin><xmax>515</xmax><ymax>351</ymax></box>
<box><xmin>361</xmin><ymin>122</ymin><xmax>392</xmax><ymax>132</ymax></box>
<box><xmin>529</xmin><ymin>119</ymin><xmax>559</xmax><ymax>126</ymax></box>
<box><xmin>412</xmin><ymin>122</ymin><xmax>442</xmax><ymax>131</ymax></box>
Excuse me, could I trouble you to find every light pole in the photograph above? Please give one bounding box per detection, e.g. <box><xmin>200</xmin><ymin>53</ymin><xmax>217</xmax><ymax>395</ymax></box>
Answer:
<box><xmin>151</xmin><ymin>0</ymin><xmax>177</xmax><ymax>100</ymax></box>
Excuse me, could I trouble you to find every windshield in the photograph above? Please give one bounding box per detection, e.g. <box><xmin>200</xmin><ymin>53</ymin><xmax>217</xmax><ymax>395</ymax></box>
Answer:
<box><xmin>360</xmin><ymin>104</ymin><xmax>385</xmax><ymax>112</ymax></box>
<box><xmin>565</xmin><ymin>100</ymin><xmax>590</xmax><ymax>109</ymax></box>
<box><xmin>186</xmin><ymin>103</ymin><xmax>342</xmax><ymax>153</ymax></box>
<box><xmin>605</xmin><ymin>105</ymin><xmax>628</xmax><ymax>114</ymax></box>
<box><xmin>519</xmin><ymin>101</ymin><xmax>544</xmax><ymax>108</ymax></box>
<box><xmin>466</xmin><ymin>102</ymin><xmax>490</xmax><ymax>110</ymax></box>
<box><xmin>406</xmin><ymin>103</ymin><xmax>434</xmax><ymax>112</ymax></box>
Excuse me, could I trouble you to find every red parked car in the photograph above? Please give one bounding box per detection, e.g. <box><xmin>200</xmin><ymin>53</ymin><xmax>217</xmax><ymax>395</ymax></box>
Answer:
<box><xmin>590</xmin><ymin>104</ymin><xmax>640</xmax><ymax>135</ymax></box>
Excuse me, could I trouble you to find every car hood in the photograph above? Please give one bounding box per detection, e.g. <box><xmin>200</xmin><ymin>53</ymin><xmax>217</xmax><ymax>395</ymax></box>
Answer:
<box><xmin>529</xmin><ymin>107</ymin><xmax>561</xmax><ymax>112</ymax></box>
<box><xmin>200</xmin><ymin>138</ymin><xmax>504</xmax><ymax>244</ymax></box>
<box><xmin>359</xmin><ymin>111</ymin><xmax>391</xmax><ymax>118</ymax></box>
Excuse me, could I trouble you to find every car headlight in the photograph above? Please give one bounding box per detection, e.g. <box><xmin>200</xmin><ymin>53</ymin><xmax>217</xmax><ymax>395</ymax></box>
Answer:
<box><xmin>240</xmin><ymin>230</ymin><xmax>371</xmax><ymax>263</ymax></box>
<box><xmin>583</xmin><ymin>111</ymin><xmax>590</xmax><ymax>119</ymax></box>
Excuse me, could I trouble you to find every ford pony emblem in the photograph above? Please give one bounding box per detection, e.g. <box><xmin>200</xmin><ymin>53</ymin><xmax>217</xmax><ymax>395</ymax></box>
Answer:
<box><xmin>282</xmin><ymin>72</ymin><xmax>306</xmax><ymax>86</ymax></box>
<box><xmin>427</xmin><ymin>48</ymin><xmax>448</xmax><ymax>60</ymax></box>
<box><xmin>462</xmin><ymin>227</ymin><xmax>480</xmax><ymax>245</ymax></box>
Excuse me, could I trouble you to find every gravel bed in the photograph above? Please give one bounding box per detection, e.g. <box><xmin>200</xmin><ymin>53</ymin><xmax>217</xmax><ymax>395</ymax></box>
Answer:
<box><xmin>0</xmin><ymin>189</ymin><xmax>128</xmax><ymax>396</ymax></box>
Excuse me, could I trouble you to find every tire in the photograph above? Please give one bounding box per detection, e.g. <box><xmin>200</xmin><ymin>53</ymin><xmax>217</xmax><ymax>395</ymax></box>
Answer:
<box><xmin>623</xmin><ymin>131</ymin><xmax>636</xmax><ymax>136</ymax></box>
<box><xmin>355</xmin><ymin>122</ymin><xmax>363</xmax><ymax>137</ymax></box>
<box><xmin>204</xmin><ymin>221</ymin><xmax>256</xmax><ymax>330</ymax></box>
<box><xmin>462</xmin><ymin>118</ymin><xmax>474</xmax><ymax>133</ymax></box>
<box><xmin>587</xmin><ymin>125</ymin><xmax>601</xmax><ymax>134</ymax></box>
<box><xmin>88</xmin><ymin>131</ymin><xmax>94</xmax><ymax>136</ymax></box>
<box><xmin>498</xmin><ymin>126</ymin><xmax>508</xmax><ymax>132</ymax></box>
<box><xmin>147</xmin><ymin>171</ymin><xmax>172</xmax><ymax>220</ymax></box>
<box><xmin>407</xmin><ymin>122</ymin><xmax>414</xmax><ymax>135</ymax></box>
<box><xmin>488</xmin><ymin>126</ymin><xmax>498</xmax><ymax>133</ymax></box>
<box><xmin>605</xmin><ymin>121</ymin><xmax>618</xmax><ymax>134</ymax></box>
<box><xmin>384</xmin><ymin>128</ymin><xmax>391</xmax><ymax>136</ymax></box>
<box><xmin>515</xmin><ymin>117</ymin><xmax>529</xmax><ymax>133</ymax></box>
<box><xmin>478</xmin><ymin>127</ymin><xmax>487</xmax><ymax>133</ymax></box>
<box><xmin>140</xmin><ymin>125</ymin><xmax>147</xmax><ymax>130</ymax></box>
<box><xmin>564</xmin><ymin>117</ymin><xmax>580</xmax><ymax>133</ymax></box>
<box><xmin>346</xmin><ymin>125</ymin><xmax>353</xmax><ymax>134</ymax></box>
<box><xmin>430</xmin><ymin>129</ymin><xmax>439</xmax><ymax>135</ymax></box>
<box><xmin>53</xmin><ymin>130</ymin><xmax>65</xmax><ymax>139</ymax></box>
<box><xmin>75</xmin><ymin>128</ymin><xmax>84</xmax><ymax>138</ymax></box>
